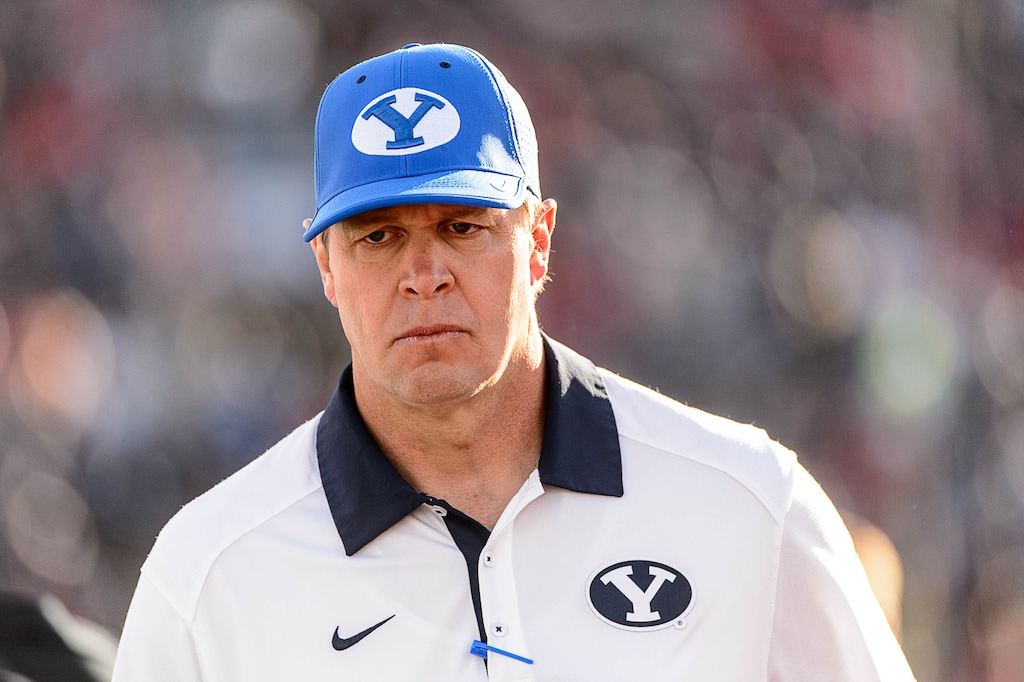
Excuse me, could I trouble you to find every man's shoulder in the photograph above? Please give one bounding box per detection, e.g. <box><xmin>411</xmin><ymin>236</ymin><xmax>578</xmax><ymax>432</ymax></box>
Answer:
<box><xmin>138</xmin><ymin>415</ymin><xmax>326</xmax><ymax>618</ymax></box>
<box><xmin>600</xmin><ymin>369</ymin><xmax>796</xmax><ymax>523</ymax></box>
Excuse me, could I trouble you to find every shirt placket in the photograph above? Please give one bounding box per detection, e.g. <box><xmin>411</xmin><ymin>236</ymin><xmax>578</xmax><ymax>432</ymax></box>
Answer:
<box><xmin>477</xmin><ymin>471</ymin><xmax>545</xmax><ymax>682</ymax></box>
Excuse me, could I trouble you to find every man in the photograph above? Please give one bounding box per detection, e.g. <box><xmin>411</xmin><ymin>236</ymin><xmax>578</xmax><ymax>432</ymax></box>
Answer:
<box><xmin>112</xmin><ymin>43</ymin><xmax>915</xmax><ymax>680</ymax></box>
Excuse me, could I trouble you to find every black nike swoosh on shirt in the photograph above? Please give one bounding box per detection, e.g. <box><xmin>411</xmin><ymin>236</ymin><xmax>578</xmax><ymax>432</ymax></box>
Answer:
<box><xmin>331</xmin><ymin>615</ymin><xmax>395</xmax><ymax>651</ymax></box>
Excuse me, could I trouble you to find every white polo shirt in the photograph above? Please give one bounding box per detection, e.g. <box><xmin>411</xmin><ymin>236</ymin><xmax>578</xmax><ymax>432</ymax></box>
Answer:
<box><xmin>112</xmin><ymin>337</ymin><xmax>914</xmax><ymax>681</ymax></box>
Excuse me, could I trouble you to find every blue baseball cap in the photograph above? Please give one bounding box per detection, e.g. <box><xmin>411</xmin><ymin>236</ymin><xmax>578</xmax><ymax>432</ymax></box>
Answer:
<box><xmin>304</xmin><ymin>43</ymin><xmax>542</xmax><ymax>242</ymax></box>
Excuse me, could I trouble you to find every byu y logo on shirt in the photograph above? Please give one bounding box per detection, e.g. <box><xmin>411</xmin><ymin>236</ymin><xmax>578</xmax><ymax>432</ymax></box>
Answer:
<box><xmin>587</xmin><ymin>560</ymin><xmax>694</xmax><ymax>631</ymax></box>
<box><xmin>352</xmin><ymin>88</ymin><xmax>460</xmax><ymax>156</ymax></box>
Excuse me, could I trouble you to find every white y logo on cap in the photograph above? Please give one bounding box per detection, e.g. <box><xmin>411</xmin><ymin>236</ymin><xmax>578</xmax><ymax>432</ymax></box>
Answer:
<box><xmin>353</xmin><ymin>88</ymin><xmax>460</xmax><ymax>156</ymax></box>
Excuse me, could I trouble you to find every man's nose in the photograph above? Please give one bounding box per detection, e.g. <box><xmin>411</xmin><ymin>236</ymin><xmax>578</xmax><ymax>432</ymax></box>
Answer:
<box><xmin>399</xmin><ymin>240</ymin><xmax>454</xmax><ymax>298</ymax></box>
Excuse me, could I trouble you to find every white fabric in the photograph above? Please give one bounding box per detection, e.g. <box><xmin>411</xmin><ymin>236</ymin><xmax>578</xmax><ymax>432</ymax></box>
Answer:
<box><xmin>112</xmin><ymin>370</ymin><xmax>914</xmax><ymax>681</ymax></box>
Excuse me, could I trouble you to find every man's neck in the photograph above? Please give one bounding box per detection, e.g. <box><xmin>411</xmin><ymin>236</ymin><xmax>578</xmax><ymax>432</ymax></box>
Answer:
<box><xmin>354</xmin><ymin>339</ymin><xmax>547</xmax><ymax>530</ymax></box>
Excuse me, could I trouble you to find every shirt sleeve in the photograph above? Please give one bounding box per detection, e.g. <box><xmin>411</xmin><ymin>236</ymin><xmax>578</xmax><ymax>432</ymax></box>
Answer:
<box><xmin>767</xmin><ymin>464</ymin><xmax>916</xmax><ymax>681</ymax></box>
<box><xmin>111</xmin><ymin>572</ymin><xmax>204</xmax><ymax>682</ymax></box>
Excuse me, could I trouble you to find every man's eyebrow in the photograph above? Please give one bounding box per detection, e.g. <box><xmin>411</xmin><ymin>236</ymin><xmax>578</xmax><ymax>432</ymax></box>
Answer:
<box><xmin>338</xmin><ymin>206</ymin><xmax>498</xmax><ymax>231</ymax></box>
<box><xmin>337</xmin><ymin>212</ymin><xmax>388</xmax><ymax>231</ymax></box>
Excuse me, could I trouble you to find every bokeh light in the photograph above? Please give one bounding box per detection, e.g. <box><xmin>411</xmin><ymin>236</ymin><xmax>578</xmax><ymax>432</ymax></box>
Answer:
<box><xmin>13</xmin><ymin>289</ymin><xmax>115</xmax><ymax>429</ymax></box>
<box><xmin>591</xmin><ymin>143</ymin><xmax>716</xmax><ymax>311</ymax></box>
<box><xmin>860</xmin><ymin>292</ymin><xmax>958</xmax><ymax>418</ymax></box>
<box><xmin>710</xmin><ymin>111</ymin><xmax>816</xmax><ymax>222</ymax></box>
<box><xmin>974</xmin><ymin>281</ymin><xmax>1024</xmax><ymax>406</ymax></box>
<box><xmin>3</xmin><ymin>469</ymin><xmax>98</xmax><ymax>586</ymax></box>
<box><xmin>175</xmin><ymin>295</ymin><xmax>286</xmax><ymax>406</ymax></box>
<box><xmin>197</xmin><ymin>0</ymin><xmax>320</xmax><ymax>116</ymax></box>
<box><xmin>767</xmin><ymin>209</ymin><xmax>873</xmax><ymax>342</ymax></box>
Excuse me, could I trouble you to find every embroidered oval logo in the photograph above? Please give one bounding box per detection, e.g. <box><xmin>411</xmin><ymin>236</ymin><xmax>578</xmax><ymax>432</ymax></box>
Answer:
<box><xmin>586</xmin><ymin>560</ymin><xmax>694</xmax><ymax>631</ymax></box>
<box><xmin>352</xmin><ymin>87</ymin><xmax>460</xmax><ymax>156</ymax></box>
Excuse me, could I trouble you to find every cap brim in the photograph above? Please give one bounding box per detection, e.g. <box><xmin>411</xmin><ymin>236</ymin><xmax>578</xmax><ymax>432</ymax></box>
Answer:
<box><xmin>304</xmin><ymin>170</ymin><xmax>527</xmax><ymax>242</ymax></box>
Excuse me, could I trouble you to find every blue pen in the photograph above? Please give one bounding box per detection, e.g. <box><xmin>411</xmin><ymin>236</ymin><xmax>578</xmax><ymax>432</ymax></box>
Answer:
<box><xmin>469</xmin><ymin>640</ymin><xmax>535</xmax><ymax>665</ymax></box>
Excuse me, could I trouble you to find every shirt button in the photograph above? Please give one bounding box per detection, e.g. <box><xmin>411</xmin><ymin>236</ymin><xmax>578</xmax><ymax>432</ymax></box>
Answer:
<box><xmin>482</xmin><ymin>552</ymin><xmax>495</xmax><ymax>567</ymax></box>
<box><xmin>491</xmin><ymin>622</ymin><xmax>507</xmax><ymax>637</ymax></box>
<box><xmin>430</xmin><ymin>505</ymin><xmax>447</xmax><ymax>517</ymax></box>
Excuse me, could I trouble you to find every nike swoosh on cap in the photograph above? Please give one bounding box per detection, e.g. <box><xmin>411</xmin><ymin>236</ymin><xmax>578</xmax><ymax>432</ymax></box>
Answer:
<box><xmin>331</xmin><ymin>615</ymin><xmax>395</xmax><ymax>651</ymax></box>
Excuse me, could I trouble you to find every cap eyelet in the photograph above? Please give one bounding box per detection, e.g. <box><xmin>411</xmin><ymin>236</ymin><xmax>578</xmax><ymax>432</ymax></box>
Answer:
<box><xmin>356</xmin><ymin>75</ymin><xmax>366</xmax><ymax>83</ymax></box>
<box><xmin>439</xmin><ymin>61</ymin><xmax>451</xmax><ymax>69</ymax></box>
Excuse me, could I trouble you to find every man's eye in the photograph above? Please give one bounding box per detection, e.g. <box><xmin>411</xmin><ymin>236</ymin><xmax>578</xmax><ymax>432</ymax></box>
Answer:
<box><xmin>449</xmin><ymin>222</ymin><xmax>477</xmax><ymax>235</ymax></box>
<box><xmin>364</xmin><ymin>230</ymin><xmax>389</xmax><ymax>243</ymax></box>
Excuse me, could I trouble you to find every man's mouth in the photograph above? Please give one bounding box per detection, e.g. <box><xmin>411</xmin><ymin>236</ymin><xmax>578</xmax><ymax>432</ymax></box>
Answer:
<box><xmin>394</xmin><ymin>325</ymin><xmax>466</xmax><ymax>345</ymax></box>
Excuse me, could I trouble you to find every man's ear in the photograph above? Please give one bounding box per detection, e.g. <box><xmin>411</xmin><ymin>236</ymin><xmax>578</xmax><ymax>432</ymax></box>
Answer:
<box><xmin>529</xmin><ymin>198</ymin><xmax>557</xmax><ymax>287</ymax></box>
<box><xmin>306</xmin><ymin>220</ymin><xmax>338</xmax><ymax>308</ymax></box>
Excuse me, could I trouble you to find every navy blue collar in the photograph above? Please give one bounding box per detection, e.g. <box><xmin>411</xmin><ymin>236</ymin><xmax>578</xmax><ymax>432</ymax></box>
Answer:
<box><xmin>316</xmin><ymin>335</ymin><xmax>623</xmax><ymax>556</ymax></box>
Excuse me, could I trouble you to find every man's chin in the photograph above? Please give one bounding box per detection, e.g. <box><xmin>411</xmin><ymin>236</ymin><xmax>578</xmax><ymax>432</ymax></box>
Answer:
<box><xmin>389</xmin><ymin>362</ymin><xmax>487</xmax><ymax>406</ymax></box>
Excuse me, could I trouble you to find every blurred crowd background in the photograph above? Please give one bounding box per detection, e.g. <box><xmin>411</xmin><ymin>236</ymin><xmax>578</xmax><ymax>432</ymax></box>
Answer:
<box><xmin>1</xmin><ymin>0</ymin><xmax>1023</xmax><ymax>679</ymax></box>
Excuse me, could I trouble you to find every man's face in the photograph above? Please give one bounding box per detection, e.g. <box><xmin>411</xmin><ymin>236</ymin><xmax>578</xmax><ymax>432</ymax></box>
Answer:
<box><xmin>311</xmin><ymin>200</ymin><xmax>555</xmax><ymax>410</ymax></box>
